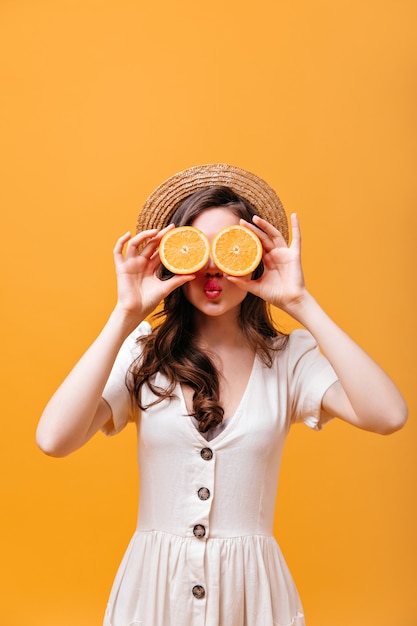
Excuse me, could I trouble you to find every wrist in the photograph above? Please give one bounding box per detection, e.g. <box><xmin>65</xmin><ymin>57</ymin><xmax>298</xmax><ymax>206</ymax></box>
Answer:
<box><xmin>108</xmin><ymin>305</ymin><xmax>145</xmax><ymax>337</ymax></box>
<box><xmin>281</xmin><ymin>290</ymin><xmax>319</xmax><ymax>325</ymax></box>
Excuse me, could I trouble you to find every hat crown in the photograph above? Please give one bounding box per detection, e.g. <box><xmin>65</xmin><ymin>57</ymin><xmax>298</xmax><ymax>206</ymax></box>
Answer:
<box><xmin>137</xmin><ymin>163</ymin><xmax>288</xmax><ymax>243</ymax></box>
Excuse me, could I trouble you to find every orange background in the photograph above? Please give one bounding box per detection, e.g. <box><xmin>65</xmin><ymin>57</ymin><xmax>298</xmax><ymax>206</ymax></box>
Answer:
<box><xmin>1</xmin><ymin>1</ymin><xmax>416</xmax><ymax>625</ymax></box>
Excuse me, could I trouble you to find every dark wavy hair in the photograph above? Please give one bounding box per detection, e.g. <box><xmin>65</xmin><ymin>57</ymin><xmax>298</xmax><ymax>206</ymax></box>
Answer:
<box><xmin>128</xmin><ymin>186</ymin><xmax>288</xmax><ymax>433</ymax></box>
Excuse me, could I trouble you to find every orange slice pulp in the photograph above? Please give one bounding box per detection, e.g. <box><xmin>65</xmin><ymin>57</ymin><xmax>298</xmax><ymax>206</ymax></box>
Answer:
<box><xmin>211</xmin><ymin>225</ymin><xmax>262</xmax><ymax>276</ymax></box>
<box><xmin>159</xmin><ymin>226</ymin><xmax>210</xmax><ymax>274</ymax></box>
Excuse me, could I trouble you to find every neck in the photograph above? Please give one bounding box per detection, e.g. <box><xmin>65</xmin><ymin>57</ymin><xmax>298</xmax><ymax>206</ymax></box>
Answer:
<box><xmin>192</xmin><ymin>308</ymin><xmax>247</xmax><ymax>349</ymax></box>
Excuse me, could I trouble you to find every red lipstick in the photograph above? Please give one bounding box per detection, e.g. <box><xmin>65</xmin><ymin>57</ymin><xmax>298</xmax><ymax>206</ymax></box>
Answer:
<box><xmin>204</xmin><ymin>278</ymin><xmax>222</xmax><ymax>300</ymax></box>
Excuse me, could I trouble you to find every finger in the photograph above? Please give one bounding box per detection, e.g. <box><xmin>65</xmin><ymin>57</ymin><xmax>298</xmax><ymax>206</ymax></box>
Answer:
<box><xmin>114</xmin><ymin>231</ymin><xmax>131</xmax><ymax>250</ymax></box>
<box><xmin>252</xmin><ymin>215</ymin><xmax>288</xmax><ymax>242</ymax></box>
<box><xmin>125</xmin><ymin>228</ymin><xmax>160</xmax><ymax>258</ymax></box>
<box><xmin>159</xmin><ymin>274</ymin><xmax>196</xmax><ymax>296</ymax></box>
<box><xmin>224</xmin><ymin>274</ymin><xmax>254</xmax><ymax>292</ymax></box>
<box><xmin>129</xmin><ymin>223</ymin><xmax>177</xmax><ymax>259</ymax></box>
<box><xmin>113</xmin><ymin>232</ymin><xmax>132</xmax><ymax>264</ymax></box>
<box><xmin>289</xmin><ymin>213</ymin><xmax>301</xmax><ymax>252</ymax></box>
<box><xmin>242</xmin><ymin>216</ymin><xmax>287</xmax><ymax>252</ymax></box>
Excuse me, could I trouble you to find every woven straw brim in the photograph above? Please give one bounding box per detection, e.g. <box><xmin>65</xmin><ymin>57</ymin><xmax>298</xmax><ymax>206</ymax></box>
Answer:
<box><xmin>137</xmin><ymin>164</ymin><xmax>289</xmax><ymax>243</ymax></box>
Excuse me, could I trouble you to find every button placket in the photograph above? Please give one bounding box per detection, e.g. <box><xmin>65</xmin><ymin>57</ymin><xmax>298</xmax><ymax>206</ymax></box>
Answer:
<box><xmin>191</xmin><ymin>450</ymin><xmax>214</xmax><ymax>541</ymax></box>
<box><xmin>188</xmin><ymin>446</ymin><xmax>215</xmax><ymax>609</ymax></box>
<box><xmin>189</xmin><ymin>447</ymin><xmax>215</xmax><ymax>538</ymax></box>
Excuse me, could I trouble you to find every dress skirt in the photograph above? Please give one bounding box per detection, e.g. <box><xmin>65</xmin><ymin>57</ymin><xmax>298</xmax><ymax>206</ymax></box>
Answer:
<box><xmin>104</xmin><ymin>530</ymin><xmax>305</xmax><ymax>626</ymax></box>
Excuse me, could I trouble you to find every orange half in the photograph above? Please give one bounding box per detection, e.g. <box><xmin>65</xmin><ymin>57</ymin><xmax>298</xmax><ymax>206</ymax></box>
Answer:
<box><xmin>212</xmin><ymin>225</ymin><xmax>262</xmax><ymax>276</ymax></box>
<box><xmin>159</xmin><ymin>226</ymin><xmax>210</xmax><ymax>274</ymax></box>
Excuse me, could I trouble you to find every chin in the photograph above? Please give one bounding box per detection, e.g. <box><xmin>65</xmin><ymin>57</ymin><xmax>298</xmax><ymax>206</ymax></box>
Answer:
<box><xmin>192</xmin><ymin>299</ymin><xmax>243</xmax><ymax>318</ymax></box>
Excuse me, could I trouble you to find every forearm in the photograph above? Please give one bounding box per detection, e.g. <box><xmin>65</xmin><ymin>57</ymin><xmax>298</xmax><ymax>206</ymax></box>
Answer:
<box><xmin>244</xmin><ymin>214</ymin><xmax>407</xmax><ymax>433</ymax></box>
<box><xmin>285</xmin><ymin>292</ymin><xmax>408</xmax><ymax>433</ymax></box>
<box><xmin>36</xmin><ymin>307</ymin><xmax>143</xmax><ymax>456</ymax></box>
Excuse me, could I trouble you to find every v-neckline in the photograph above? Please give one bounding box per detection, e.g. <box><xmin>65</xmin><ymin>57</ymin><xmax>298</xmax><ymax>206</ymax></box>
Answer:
<box><xmin>178</xmin><ymin>353</ymin><xmax>259</xmax><ymax>445</ymax></box>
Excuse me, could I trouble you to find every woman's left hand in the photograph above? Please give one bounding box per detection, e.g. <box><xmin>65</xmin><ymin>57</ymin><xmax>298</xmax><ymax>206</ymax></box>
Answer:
<box><xmin>232</xmin><ymin>213</ymin><xmax>407</xmax><ymax>436</ymax></box>
<box><xmin>228</xmin><ymin>213</ymin><xmax>308</xmax><ymax>314</ymax></box>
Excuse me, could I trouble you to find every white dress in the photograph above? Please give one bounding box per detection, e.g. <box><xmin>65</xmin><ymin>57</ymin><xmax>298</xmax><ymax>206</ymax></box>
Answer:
<box><xmin>102</xmin><ymin>323</ymin><xmax>338</xmax><ymax>626</ymax></box>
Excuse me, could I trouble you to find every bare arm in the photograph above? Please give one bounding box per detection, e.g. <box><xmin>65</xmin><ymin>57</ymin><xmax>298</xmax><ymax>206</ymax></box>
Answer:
<box><xmin>230</xmin><ymin>214</ymin><xmax>408</xmax><ymax>434</ymax></box>
<box><xmin>36</xmin><ymin>310</ymin><xmax>136</xmax><ymax>456</ymax></box>
<box><xmin>288</xmin><ymin>293</ymin><xmax>407</xmax><ymax>434</ymax></box>
<box><xmin>36</xmin><ymin>227</ymin><xmax>195</xmax><ymax>457</ymax></box>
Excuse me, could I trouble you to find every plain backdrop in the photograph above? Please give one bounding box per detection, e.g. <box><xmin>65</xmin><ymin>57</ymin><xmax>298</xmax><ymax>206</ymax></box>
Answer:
<box><xmin>1</xmin><ymin>1</ymin><xmax>416</xmax><ymax>624</ymax></box>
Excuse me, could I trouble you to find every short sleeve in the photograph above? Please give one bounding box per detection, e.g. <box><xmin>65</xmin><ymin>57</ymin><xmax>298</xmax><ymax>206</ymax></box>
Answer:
<box><xmin>101</xmin><ymin>321</ymin><xmax>152</xmax><ymax>436</ymax></box>
<box><xmin>286</xmin><ymin>329</ymin><xmax>339</xmax><ymax>430</ymax></box>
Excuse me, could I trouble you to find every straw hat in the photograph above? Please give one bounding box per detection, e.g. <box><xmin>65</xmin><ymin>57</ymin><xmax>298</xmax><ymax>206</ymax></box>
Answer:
<box><xmin>137</xmin><ymin>164</ymin><xmax>289</xmax><ymax>243</ymax></box>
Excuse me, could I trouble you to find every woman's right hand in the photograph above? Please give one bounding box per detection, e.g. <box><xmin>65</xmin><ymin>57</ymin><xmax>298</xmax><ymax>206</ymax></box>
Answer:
<box><xmin>113</xmin><ymin>226</ymin><xmax>195</xmax><ymax>323</ymax></box>
<box><xmin>36</xmin><ymin>225</ymin><xmax>194</xmax><ymax>457</ymax></box>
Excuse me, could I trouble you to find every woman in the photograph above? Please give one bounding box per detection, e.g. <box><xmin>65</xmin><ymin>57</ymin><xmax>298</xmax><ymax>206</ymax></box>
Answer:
<box><xmin>37</xmin><ymin>164</ymin><xmax>407</xmax><ymax>626</ymax></box>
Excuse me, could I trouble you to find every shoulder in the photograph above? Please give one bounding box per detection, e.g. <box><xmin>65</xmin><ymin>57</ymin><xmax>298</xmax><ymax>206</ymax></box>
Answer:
<box><xmin>116</xmin><ymin>320</ymin><xmax>153</xmax><ymax>363</ymax></box>
<box><xmin>125</xmin><ymin>320</ymin><xmax>152</xmax><ymax>346</ymax></box>
<box><xmin>273</xmin><ymin>328</ymin><xmax>319</xmax><ymax>359</ymax></box>
<box><xmin>287</xmin><ymin>328</ymin><xmax>319</xmax><ymax>350</ymax></box>
<box><xmin>133</xmin><ymin>320</ymin><xmax>152</xmax><ymax>340</ymax></box>
<box><xmin>271</xmin><ymin>328</ymin><xmax>328</xmax><ymax>374</ymax></box>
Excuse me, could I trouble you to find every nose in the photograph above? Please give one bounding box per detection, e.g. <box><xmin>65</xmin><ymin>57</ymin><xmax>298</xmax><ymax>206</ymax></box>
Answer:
<box><xmin>204</xmin><ymin>253</ymin><xmax>222</xmax><ymax>277</ymax></box>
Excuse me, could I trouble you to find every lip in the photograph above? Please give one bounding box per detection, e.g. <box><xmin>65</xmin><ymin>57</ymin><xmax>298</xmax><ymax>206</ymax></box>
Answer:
<box><xmin>204</xmin><ymin>278</ymin><xmax>222</xmax><ymax>300</ymax></box>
